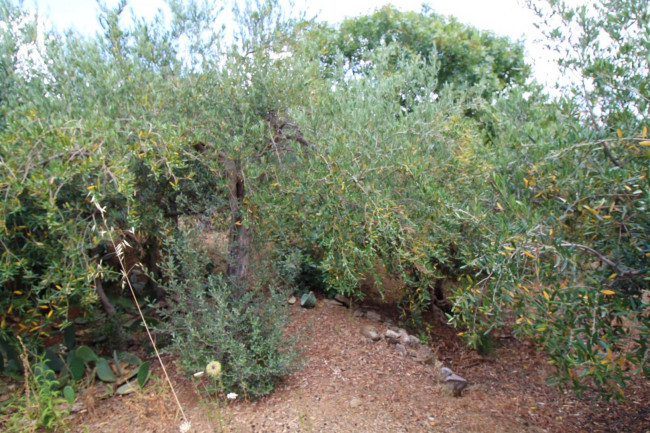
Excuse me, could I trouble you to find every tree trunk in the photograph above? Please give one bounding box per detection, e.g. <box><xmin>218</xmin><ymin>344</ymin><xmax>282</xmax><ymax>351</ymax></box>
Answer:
<box><xmin>94</xmin><ymin>276</ymin><xmax>116</xmax><ymax>316</ymax></box>
<box><xmin>222</xmin><ymin>155</ymin><xmax>250</xmax><ymax>295</ymax></box>
<box><xmin>144</xmin><ymin>236</ymin><xmax>166</xmax><ymax>300</ymax></box>
<box><xmin>430</xmin><ymin>278</ymin><xmax>453</xmax><ymax>314</ymax></box>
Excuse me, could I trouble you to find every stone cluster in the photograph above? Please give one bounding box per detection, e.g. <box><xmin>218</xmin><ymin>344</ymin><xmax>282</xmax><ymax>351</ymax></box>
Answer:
<box><xmin>354</xmin><ymin>308</ymin><xmax>468</xmax><ymax>397</ymax></box>
<box><xmin>294</xmin><ymin>295</ymin><xmax>470</xmax><ymax>397</ymax></box>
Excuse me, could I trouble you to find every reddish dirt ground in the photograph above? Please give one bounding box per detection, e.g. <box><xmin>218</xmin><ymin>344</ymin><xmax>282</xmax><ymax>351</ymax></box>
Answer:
<box><xmin>57</xmin><ymin>296</ymin><xmax>650</xmax><ymax>433</ymax></box>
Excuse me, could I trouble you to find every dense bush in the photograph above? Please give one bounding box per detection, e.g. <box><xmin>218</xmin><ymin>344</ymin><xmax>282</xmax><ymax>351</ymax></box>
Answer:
<box><xmin>0</xmin><ymin>0</ymin><xmax>647</xmax><ymax>406</ymax></box>
<box><xmin>0</xmin><ymin>0</ymin><xmax>187</xmax><ymax>340</ymax></box>
<box><xmin>157</xmin><ymin>230</ymin><xmax>299</xmax><ymax>399</ymax></box>
<box><xmin>448</xmin><ymin>87</ymin><xmax>649</xmax><ymax>396</ymax></box>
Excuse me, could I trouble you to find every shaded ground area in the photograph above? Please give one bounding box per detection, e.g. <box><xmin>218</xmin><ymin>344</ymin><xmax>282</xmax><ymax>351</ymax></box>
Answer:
<box><xmin>63</xmin><ymin>297</ymin><xmax>649</xmax><ymax>432</ymax></box>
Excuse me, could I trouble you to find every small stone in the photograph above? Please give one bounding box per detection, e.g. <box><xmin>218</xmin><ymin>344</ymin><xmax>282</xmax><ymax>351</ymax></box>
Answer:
<box><xmin>361</xmin><ymin>325</ymin><xmax>381</xmax><ymax>341</ymax></box>
<box><xmin>404</xmin><ymin>335</ymin><xmax>420</xmax><ymax>348</ymax></box>
<box><xmin>441</xmin><ymin>367</ymin><xmax>468</xmax><ymax>397</ymax></box>
<box><xmin>324</xmin><ymin>299</ymin><xmax>343</xmax><ymax>306</ymax></box>
<box><xmin>352</xmin><ymin>309</ymin><xmax>365</xmax><ymax>318</ymax></box>
<box><xmin>384</xmin><ymin>329</ymin><xmax>400</xmax><ymax>339</ymax></box>
<box><xmin>287</xmin><ymin>296</ymin><xmax>296</xmax><ymax>305</ymax></box>
<box><xmin>387</xmin><ymin>323</ymin><xmax>401</xmax><ymax>332</ymax></box>
<box><xmin>395</xmin><ymin>343</ymin><xmax>407</xmax><ymax>356</ymax></box>
<box><xmin>414</xmin><ymin>346</ymin><xmax>435</xmax><ymax>365</ymax></box>
<box><xmin>384</xmin><ymin>329</ymin><xmax>400</xmax><ymax>344</ymax></box>
<box><xmin>350</xmin><ymin>397</ymin><xmax>362</xmax><ymax>408</ymax></box>
<box><xmin>365</xmin><ymin>310</ymin><xmax>382</xmax><ymax>322</ymax></box>
<box><xmin>440</xmin><ymin>367</ymin><xmax>453</xmax><ymax>378</ymax></box>
<box><xmin>333</xmin><ymin>294</ymin><xmax>351</xmax><ymax>307</ymax></box>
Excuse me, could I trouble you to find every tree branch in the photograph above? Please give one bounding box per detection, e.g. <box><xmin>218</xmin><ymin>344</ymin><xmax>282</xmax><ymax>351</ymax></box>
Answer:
<box><xmin>559</xmin><ymin>241</ymin><xmax>645</xmax><ymax>277</ymax></box>
<box><xmin>600</xmin><ymin>141</ymin><xmax>621</xmax><ymax>167</ymax></box>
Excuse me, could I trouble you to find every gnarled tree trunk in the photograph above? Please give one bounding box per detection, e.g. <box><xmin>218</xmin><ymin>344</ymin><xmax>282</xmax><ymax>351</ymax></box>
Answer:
<box><xmin>221</xmin><ymin>154</ymin><xmax>250</xmax><ymax>296</ymax></box>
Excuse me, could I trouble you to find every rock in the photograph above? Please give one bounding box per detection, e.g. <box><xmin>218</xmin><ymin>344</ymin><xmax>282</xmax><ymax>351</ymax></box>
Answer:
<box><xmin>395</xmin><ymin>343</ymin><xmax>407</xmax><ymax>356</ymax></box>
<box><xmin>404</xmin><ymin>335</ymin><xmax>421</xmax><ymax>348</ymax></box>
<box><xmin>397</xmin><ymin>332</ymin><xmax>421</xmax><ymax>351</ymax></box>
<box><xmin>353</xmin><ymin>309</ymin><xmax>365</xmax><ymax>318</ymax></box>
<box><xmin>324</xmin><ymin>299</ymin><xmax>343</xmax><ymax>307</ymax></box>
<box><xmin>413</xmin><ymin>346</ymin><xmax>435</xmax><ymax>365</ymax></box>
<box><xmin>384</xmin><ymin>329</ymin><xmax>400</xmax><ymax>344</ymax></box>
<box><xmin>350</xmin><ymin>397</ymin><xmax>363</xmax><ymax>408</ymax></box>
<box><xmin>384</xmin><ymin>329</ymin><xmax>400</xmax><ymax>339</ymax></box>
<box><xmin>361</xmin><ymin>325</ymin><xmax>381</xmax><ymax>341</ymax></box>
<box><xmin>441</xmin><ymin>367</ymin><xmax>468</xmax><ymax>397</ymax></box>
<box><xmin>70</xmin><ymin>402</ymin><xmax>86</xmax><ymax>413</ymax></box>
<box><xmin>287</xmin><ymin>295</ymin><xmax>296</xmax><ymax>305</ymax></box>
<box><xmin>300</xmin><ymin>291</ymin><xmax>316</xmax><ymax>309</ymax></box>
<box><xmin>333</xmin><ymin>294</ymin><xmax>351</xmax><ymax>307</ymax></box>
<box><xmin>365</xmin><ymin>310</ymin><xmax>382</xmax><ymax>322</ymax></box>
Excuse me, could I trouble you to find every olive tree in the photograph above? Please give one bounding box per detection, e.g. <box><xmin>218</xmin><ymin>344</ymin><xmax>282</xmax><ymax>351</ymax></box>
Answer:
<box><xmin>443</xmin><ymin>0</ymin><xmax>649</xmax><ymax>399</ymax></box>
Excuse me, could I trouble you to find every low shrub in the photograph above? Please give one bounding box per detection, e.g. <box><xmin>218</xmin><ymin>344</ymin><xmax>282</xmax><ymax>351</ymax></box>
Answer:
<box><xmin>157</xmin><ymin>231</ymin><xmax>299</xmax><ymax>399</ymax></box>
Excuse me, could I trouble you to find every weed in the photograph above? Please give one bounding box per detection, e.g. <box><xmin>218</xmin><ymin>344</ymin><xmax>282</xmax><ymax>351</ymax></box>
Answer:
<box><xmin>4</xmin><ymin>338</ymin><xmax>69</xmax><ymax>432</ymax></box>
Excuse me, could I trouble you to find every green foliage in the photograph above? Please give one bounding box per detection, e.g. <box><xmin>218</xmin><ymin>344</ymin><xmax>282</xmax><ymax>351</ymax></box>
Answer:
<box><xmin>0</xmin><ymin>332</ymin><xmax>21</xmax><ymax>376</ymax></box>
<box><xmin>461</xmin><ymin>0</ymin><xmax>650</xmax><ymax>398</ymax></box>
<box><xmin>69</xmin><ymin>345</ymin><xmax>149</xmax><ymax>390</ymax></box>
<box><xmin>0</xmin><ymin>0</ymin><xmax>647</xmax><ymax>403</ymax></box>
<box><xmin>157</xmin><ymin>230</ymin><xmax>299</xmax><ymax>399</ymax></box>
<box><xmin>4</xmin><ymin>352</ymin><xmax>68</xmax><ymax>433</ymax></box>
<box><xmin>62</xmin><ymin>385</ymin><xmax>75</xmax><ymax>405</ymax></box>
<box><xmin>445</xmin><ymin>80</ymin><xmax>649</xmax><ymax>397</ymax></box>
<box><xmin>0</xmin><ymin>0</ymin><xmax>188</xmax><ymax>338</ymax></box>
<box><xmin>313</xmin><ymin>5</ymin><xmax>530</xmax><ymax>95</ymax></box>
<box><xmin>528</xmin><ymin>0</ymin><xmax>649</xmax><ymax>129</ymax></box>
<box><xmin>270</xmin><ymin>47</ymin><xmax>437</xmax><ymax>295</ymax></box>
<box><xmin>1</xmin><ymin>335</ymin><xmax>149</xmax><ymax>430</ymax></box>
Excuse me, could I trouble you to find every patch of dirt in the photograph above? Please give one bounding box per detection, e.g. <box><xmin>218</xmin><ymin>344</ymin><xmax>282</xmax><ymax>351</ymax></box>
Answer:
<box><xmin>64</xmin><ymin>297</ymin><xmax>649</xmax><ymax>433</ymax></box>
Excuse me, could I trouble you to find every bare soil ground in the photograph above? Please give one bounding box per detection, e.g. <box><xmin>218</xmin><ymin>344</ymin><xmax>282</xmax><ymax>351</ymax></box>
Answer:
<box><xmin>41</xmin><ymin>298</ymin><xmax>650</xmax><ymax>432</ymax></box>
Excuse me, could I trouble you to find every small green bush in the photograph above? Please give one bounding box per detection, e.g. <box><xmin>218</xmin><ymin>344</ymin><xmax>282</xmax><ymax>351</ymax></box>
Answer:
<box><xmin>4</xmin><ymin>351</ymin><xmax>68</xmax><ymax>433</ymax></box>
<box><xmin>157</xmin><ymin>231</ymin><xmax>299</xmax><ymax>399</ymax></box>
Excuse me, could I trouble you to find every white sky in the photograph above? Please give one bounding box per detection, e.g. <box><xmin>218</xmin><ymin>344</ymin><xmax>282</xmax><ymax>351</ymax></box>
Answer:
<box><xmin>27</xmin><ymin>0</ymin><xmax>559</xmax><ymax>88</ymax></box>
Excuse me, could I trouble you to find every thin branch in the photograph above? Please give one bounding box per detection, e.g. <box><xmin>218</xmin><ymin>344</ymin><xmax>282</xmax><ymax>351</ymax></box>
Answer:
<box><xmin>600</xmin><ymin>141</ymin><xmax>621</xmax><ymax>167</ymax></box>
<box><xmin>560</xmin><ymin>241</ymin><xmax>645</xmax><ymax>276</ymax></box>
<box><xmin>38</xmin><ymin>147</ymin><xmax>91</xmax><ymax>167</ymax></box>
<box><xmin>284</xmin><ymin>133</ymin><xmax>310</xmax><ymax>148</ymax></box>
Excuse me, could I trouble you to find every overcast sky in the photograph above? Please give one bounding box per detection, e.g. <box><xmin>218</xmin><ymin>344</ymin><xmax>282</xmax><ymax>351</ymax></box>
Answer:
<box><xmin>27</xmin><ymin>0</ymin><xmax>559</xmax><ymax>88</ymax></box>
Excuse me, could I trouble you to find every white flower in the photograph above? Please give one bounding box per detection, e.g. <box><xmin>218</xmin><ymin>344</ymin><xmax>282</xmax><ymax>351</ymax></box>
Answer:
<box><xmin>206</xmin><ymin>361</ymin><xmax>222</xmax><ymax>378</ymax></box>
<box><xmin>227</xmin><ymin>392</ymin><xmax>238</xmax><ymax>400</ymax></box>
<box><xmin>179</xmin><ymin>421</ymin><xmax>191</xmax><ymax>433</ymax></box>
